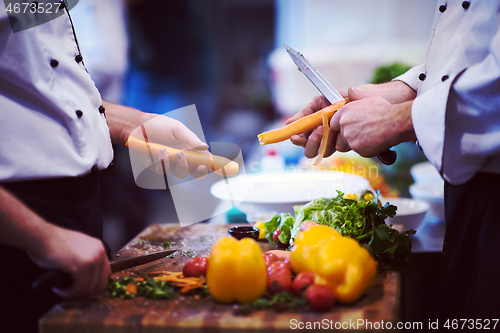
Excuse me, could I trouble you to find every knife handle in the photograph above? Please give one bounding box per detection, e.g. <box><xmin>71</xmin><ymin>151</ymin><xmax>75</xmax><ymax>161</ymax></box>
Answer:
<box><xmin>376</xmin><ymin>149</ymin><xmax>397</xmax><ymax>165</ymax></box>
<box><xmin>32</xmin><ymin>270</ymin><xmax>72</xmax><ymax>295</ymax></box>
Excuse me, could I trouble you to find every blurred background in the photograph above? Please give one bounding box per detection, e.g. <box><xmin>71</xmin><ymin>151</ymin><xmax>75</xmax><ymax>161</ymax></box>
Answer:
<box><xmin>70</xmin><ymin>0</ymin><xmax>440</xmax><ymax>254</ymax></box>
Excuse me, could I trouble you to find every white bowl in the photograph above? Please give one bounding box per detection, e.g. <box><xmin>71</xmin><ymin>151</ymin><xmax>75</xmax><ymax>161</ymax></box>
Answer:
<box><xmin>210</xmin><ymin>170</ymin><xmax>371</xmax><ymax>217</ymax></box>
<box><xmin>410</xmin><ymin>162</ymin><xmax>443</xmax><ymax>184</ymax></box>
<box><xmin>409</xmin><ymin>182</ymin><xmax>445</xmax><ymax>221</ymax></box>
<box><xmin>385</xmin><ymin>197</ymin><xmax>430</xmax><ymax>230</ymax></box>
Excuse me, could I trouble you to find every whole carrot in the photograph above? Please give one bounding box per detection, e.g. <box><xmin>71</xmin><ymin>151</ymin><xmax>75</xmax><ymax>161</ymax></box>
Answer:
<box><xmin>126</xmin><ymin>136</ymin><xmax>239</xmax><ymax>177</ymax></box>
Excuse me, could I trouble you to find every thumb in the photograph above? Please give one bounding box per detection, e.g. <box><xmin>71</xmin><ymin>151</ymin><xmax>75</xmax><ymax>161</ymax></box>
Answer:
<box><xmin>348</xmin><ymin>86</ymin><xmax>374</xmax><ymax>101</ymax></box>
<box><xmin>174</xmin><ymin>124</ymin><xmax>209</xmax><ymax>151</ymax></box>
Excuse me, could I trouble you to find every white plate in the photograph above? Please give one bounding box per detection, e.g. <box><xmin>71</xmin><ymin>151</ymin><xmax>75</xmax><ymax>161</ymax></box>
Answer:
<box><xmin>210</xmin><ymin>170</ymin><xmax>371</xmax><ymax>216</ymax></box>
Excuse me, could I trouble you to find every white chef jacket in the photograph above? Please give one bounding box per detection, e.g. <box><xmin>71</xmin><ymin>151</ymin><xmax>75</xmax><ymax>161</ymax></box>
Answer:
<box><xmin>0</xmin><ymin>4</ymin><xmax>113</xmax><ymax>181</ymax></box>
<box><xmin>396</xmin><ymin>0</ymin><xmax>500</xmax><ymax>185</ymax></box>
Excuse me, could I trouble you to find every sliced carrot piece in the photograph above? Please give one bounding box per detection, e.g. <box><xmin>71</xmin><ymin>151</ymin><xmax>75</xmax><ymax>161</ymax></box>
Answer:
<box><xmin>314</xmin><ymin>109</ymin><xmax>330</xmax><ymax>166</ymax></box>
<box><xmin>125</xmin><ymin>283</ymin><xmax>137</xmax><ymax>294</ymax></box>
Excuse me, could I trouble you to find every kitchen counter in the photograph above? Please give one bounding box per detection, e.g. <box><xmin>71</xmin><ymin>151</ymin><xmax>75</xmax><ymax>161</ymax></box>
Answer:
<box><xmin>40</xmin><ymin>223</ymin><xmax>402</xmax><ymax>333</ymax></box>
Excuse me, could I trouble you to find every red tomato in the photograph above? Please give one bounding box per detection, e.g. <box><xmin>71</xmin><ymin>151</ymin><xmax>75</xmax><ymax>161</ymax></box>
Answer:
<box><xmin>305</xmin><ymin>284</ymin><xmax>335</xmax><ymax>312</ymax></box>
<box><xmin>267</xmin><ymin>261</ymin><xmax>292</xmax><ymax>294</ymax></box>
<box><xmin>272</xmin><ymin>228</ymin><xmax>288</xmax><ymax>248</ymax></box>
<box><xmin>182</xmin><ymin>257</ymin><xmax>209</xmax><ymax>277</ymax></box>
<box><xmin>272</xmin><ymin>228</ymin><xmax>282</xmax><ymax>244</ymax></box>
<box><xmin>263</xmin><ymin>252</ymin><xmax>278</xmax><ymax>269</ymax></box>
<box><xmin>290</xmin><ymin>271</ymin><xmax>315</xmax><ymax>297</ymax></box>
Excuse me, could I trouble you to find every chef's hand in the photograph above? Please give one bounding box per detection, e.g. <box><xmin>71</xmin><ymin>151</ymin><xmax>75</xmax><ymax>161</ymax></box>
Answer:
<box><xmin>27</xmin><ymin>225</ymin><xmax>110</xmax><ymax>298</ymax></box>
<box><xmin>129</xmin><ymin>114</ymin><xmax>210</xmax><ymax>179</ymax></box>
<box><xmin>105</xmin><ymin>101</ymin><xmax>209</xmax><ymax>179</ymax></box>
<box><xmin>287</xmin><ymin>81</ymin><xmax>417</xmax><ymax>158</ymax></box>
<box><xmin>330</xmin><ymin>87</ymin><xmax>416</xmax><ymax>157</ymax></box>
<box><xmin>287</xmin><ymin>90</ymin><xmax>349</xmax><ymax>158</ymax></box>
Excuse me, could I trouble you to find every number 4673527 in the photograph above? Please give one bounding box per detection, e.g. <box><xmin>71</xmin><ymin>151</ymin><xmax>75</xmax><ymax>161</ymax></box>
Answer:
<box><xmin>5</xmin><ymin>2</ymin><xmax>61</xmax><ymax>14</ymax></box>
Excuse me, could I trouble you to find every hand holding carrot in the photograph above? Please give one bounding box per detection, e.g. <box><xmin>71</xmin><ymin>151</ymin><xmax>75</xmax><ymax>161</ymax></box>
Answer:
<box><xmin>128</xmin><ymin>114</ymin><xmax>211</xmax><ymax>179</ymax></box>
<box><xmin>127</xmin><ymin>114</ymin><xmax>239</xmax><ymax>179</ymax></box>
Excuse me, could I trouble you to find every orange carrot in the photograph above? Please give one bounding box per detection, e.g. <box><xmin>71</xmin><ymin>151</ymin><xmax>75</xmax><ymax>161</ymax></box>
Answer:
<box><xmin>257</xmin><ymin>99</ymin><xmax>347</xmax><ymax>145</ymax></box>
<box><xmin>125</xmin><ymin>283</ymin><xmax>137</xmax><ymax>294</ymax></box>
<box><xmin>314</xmin><ymin>109</ymin><xmax>330</xmax><ymax>166</ymax></box>
<box><xmin>126</xmin><ymin>136</ymin><xmax>239</xmax><ymax>177</ymax></box>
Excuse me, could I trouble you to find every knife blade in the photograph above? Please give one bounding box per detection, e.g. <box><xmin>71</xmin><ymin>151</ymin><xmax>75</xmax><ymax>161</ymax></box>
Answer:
<box><xmin>32</xmin><ymin>249</ymin><xmax>176</xmax><ymax>294</ymax></box>
<box><xmin>284</xmin><ymin>44</ymin><xmax>397</xmax><ymax>165</ymax></box>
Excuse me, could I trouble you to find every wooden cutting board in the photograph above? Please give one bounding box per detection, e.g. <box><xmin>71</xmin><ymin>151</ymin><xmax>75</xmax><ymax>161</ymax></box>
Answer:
<box><xmin>40</xmin><ymin>224</ymin><xmax>401</xmax><ymax>333</ymax></box>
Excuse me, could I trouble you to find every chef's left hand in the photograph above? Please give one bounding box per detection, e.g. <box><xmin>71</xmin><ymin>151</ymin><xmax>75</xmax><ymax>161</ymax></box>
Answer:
<box><xmin>330</xmin><ymin>87</ymin><xmax>415</xmax><ymax>157</ymax></box>
<box><xmin>129</xmin><ymin>114</ymin><xmax>210</xmax><ymax>179</ymax></box>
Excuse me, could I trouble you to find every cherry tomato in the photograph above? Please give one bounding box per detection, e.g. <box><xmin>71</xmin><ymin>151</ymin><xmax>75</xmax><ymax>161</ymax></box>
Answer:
<box><xmin>267</xmin><ymin>261</ymin><xmax>292</xmax><ymax>294</ymax></box>
<box><xmin>272</xmin><ymin>228</ymin><xmax>288</xmax><ymax>248</ymax></box>
<box><xmin>182</xmin><ymin>257</ymin><xmax>209</xmax><ymax>277</ymax></box>
<box><xmin>290</xmin><ymin>271</ymin><xmax>315</xmax><ymax>297</ymax></box>
<box><xmin>305</xmin><ymin>284</ymin><xmax>335</xmax><ymax>312</ymax></box>
<box><xmin>263</xmin><ymin>252</ymin><xmax>278</xmax><ymax>269</ymax></box>
<box><xmin>272</xmin><ymin>228</ymin><xmax>282</xmax><ymax>244</ymax></box>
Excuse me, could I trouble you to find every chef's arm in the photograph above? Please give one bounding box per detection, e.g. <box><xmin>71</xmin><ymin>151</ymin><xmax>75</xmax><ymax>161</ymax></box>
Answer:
<box><xmin>0</xmin><ymin>186</ymin><xmax>110</xmax><ymax>298</ymax></box>
<box><xmin>104</xmin><ymin>100</ymin><xmax>208</xmax><ymax>149</ymax></box>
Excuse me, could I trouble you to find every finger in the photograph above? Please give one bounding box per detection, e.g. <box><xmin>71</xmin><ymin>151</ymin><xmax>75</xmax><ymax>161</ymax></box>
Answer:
<box><xmin>303</xmin><ymin>126</ymin><xmax>324</xmax><ymax>159</ymax></box>
<box><xmin>290</xmin><ymin>134</ymin><xmax>308</xmax><ymax>147</ymax></box>
<box><xmin>330</xmin><ymin>106</ymin><xmax>344</xmax><ymax>132</ymax></box>
<box><xmin>96</xmin><ymin>256</ymin><xmax>111</xmax><ymax>294</ymax></box>
<box><xmin>170</xmin><ymin>152</ymin><xmax>189</xmax><ymax>179</ymax></box>
<box><xmin>172</xmin><ymin>121</ymin><xmax>209</xmax><ymax>151</ymax></box>
<box><xmin>335</xmin><ymin>133</ymin><xmax>351</xmax><ymax>152</ymax></box>
<box><xmin>286</xmin><ymin>95</ymin><xmax>331</xmax><ymax>125</ymax></box>
<box><xmin>337</xmin><ymin>88</ymin><xmax>348</xmax><ymax>98</ymax></box>
<box><xmin>348</xmin><ymin>86</ymin><xmax>375</xmax><ymax>101</ymax></box>
<box><xmin>55</xmin><ymin>265</ymin><xmax>94</xmax><ymax>299</ymax></box>
<box><xmin>156</xmin><ymin>147</ymin><xmax>170</xmax><ymax>174</ymax></box>
<box><xmin>191</xmin><ymin>164</ymin><xmax>208</xmax><ymax>180</ymax></box>
<box><xmin>323</xmin><ymin>128</ymin><xmax>338</xmax><ymax>158</ymax></box>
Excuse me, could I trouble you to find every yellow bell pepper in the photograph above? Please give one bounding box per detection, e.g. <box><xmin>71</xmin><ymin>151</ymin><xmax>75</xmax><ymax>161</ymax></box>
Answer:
<box><xmin>290</xmin><ymin>225</ymin><xmax>377</xmax><ymax>304</ymax></box>
<box><xmin>253</xmin><ymin>221</ymin><xmax>267</xmax><ymax>240</ymax></box>
<box><xmin>290</xmin><ymin>225</ymin><xmax>341</xmax><ymax>273</ymax></box>
<box><xmin>206</xmin><ymin>237</ymin><xmax>267</xmax><ymax>303</ymax></box>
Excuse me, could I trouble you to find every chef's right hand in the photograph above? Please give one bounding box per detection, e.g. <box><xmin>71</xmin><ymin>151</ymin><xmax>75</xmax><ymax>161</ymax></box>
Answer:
<box><xmin>27</xmin><ymin>224</ymin><xmax>111</xmax><ymax>298</ymax></box>
<box><xmin>287</xmin><ymin>91</ymin><xmax>350</xmax><ymax>158</ymax></box>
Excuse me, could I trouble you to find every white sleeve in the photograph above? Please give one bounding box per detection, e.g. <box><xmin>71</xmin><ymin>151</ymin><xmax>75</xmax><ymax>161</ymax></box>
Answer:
<box><xmin>441</xmin><ymin>28</ymin><xmax>500</xmax><ymax>184</ymax></box>
<box><xmin>410</xmin><ymin>28</ymin><xmax>500</xmax><ymax>185</ymax></box>
<box><xmin>392</xmin><ymin>64</ymin><xmax>425</xmax><ymax>92</ymax></box>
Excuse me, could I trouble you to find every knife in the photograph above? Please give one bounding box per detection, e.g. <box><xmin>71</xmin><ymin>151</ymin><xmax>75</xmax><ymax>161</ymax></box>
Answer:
<box><xmin>32</xmin><ymin>249</ymin><xmax>176</xmax><ymax>294</ymax></box>
<box><xmin>284</xmin><ymin>44</ymin><xmax>397</xmax><ymax>165</ymax></box>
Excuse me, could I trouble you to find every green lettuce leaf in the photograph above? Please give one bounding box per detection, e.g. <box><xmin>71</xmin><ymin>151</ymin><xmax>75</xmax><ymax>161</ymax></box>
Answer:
<box><xmin>264</xmin><ymin>213</ymin><xmax>295</xmax><ymax>245</ymax></box>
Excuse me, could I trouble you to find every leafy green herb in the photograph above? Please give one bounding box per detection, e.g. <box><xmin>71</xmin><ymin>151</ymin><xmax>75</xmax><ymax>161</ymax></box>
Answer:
<box><xmin>368</xmin><ymin>224</ymin><xmax>415</xmax><ymax>275</ymax></box>
<box><xmin>264</xmin><ymin>190</ymin><xmax>415</xmax><ymax>274</ymax></box>
<box><xmin>179</xmin><ymin>250</ymin><xmax>196</xmax><ymax>258</ymax></box>
<box><xmin>198</xmin><ymin>285</ymin><xmax>210</xmax><ymax>298</ymax></box>
<box><xmin>163</xmin><ymin>242</ymin><xmax>171</xmax><ymax>248</ymax></box>
<box><xmin>263</xmin><ymin>213</ymin><xmax>295</xmax><ymax>245</ymax></box>
<box><xmin>246</xmin><ymin>291</ymin><xmax>306</xmax><ymax>311</ymax></box>
<box><xmin>107</xmin><ymin>277</ymin><xmax>174</xmax><ymax>300</ymax></box>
